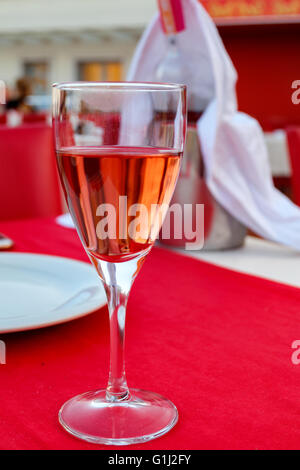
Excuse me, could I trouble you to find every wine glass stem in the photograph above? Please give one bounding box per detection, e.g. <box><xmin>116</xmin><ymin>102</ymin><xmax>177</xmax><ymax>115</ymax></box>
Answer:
<box><xmin>92</xmin><ymin>254</ymin><xmax>148</xmax><ymax>403</ymax></box>
<box><xmin>105</xmin><ymin>283</ymin><xmax>130</xmax><ymax>402</ymax></box>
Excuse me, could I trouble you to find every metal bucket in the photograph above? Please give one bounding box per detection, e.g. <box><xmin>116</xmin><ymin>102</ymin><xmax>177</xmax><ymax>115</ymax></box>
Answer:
<box><xmin>199</xmin><ymin>185</ymin><xmax>247</xmax><ymax>250</ymax></box>
<box><xmin>160</xmin><ymin>126</ymin><xmax>247</xmax><ymax>251</ymax></box>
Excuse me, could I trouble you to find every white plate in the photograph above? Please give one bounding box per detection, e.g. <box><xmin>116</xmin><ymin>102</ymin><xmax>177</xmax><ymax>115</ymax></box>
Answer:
<box><xmin>0</xmin><ymin>253</ymin><xmax>106</xmax><ymax>333</ymax></box>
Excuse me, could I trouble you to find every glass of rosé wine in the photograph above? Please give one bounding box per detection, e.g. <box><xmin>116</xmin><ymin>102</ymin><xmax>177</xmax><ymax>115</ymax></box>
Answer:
<box><xmin>52</xmin><ymin>82</ymin><xmax>186</xmax><ymax>445</ymax></box>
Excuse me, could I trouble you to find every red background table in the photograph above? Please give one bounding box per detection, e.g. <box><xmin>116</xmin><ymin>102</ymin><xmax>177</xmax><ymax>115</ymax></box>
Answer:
<box><xmin>1</xmin><ymin>217</ymin><xmax>300</xmax><ymax>450</ymax></box>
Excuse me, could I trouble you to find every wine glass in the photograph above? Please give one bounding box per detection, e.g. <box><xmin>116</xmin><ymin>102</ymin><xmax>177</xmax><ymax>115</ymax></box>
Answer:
<box><xmin>52</xmin><ymin>82</ymin><xmax>186</xmax><ymax>445</ymax></box>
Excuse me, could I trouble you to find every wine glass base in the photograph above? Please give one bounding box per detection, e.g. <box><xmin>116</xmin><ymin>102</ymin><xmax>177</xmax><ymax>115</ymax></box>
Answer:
<box><xmin>59</xmin><ymin>388</ymin><xmax>178</xmax><ymax>445</ymax></box>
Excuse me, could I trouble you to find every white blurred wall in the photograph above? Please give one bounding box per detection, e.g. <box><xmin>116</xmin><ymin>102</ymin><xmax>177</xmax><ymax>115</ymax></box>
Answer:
<box><xmin>0</xmin><ymin>0</ymin><xmax>157</xmax><ymax>92</ymax></box>
<box><xmin>0</xmin><ymin>0</ymin><xmax>156</xmax><ymax>32</ymax></box>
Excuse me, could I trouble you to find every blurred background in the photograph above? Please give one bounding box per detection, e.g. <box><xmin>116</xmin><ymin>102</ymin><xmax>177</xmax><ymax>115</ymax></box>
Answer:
<box><xmin>0</xmin><ymin>0</ymin><xmax>299</xmax><ymax>127</ymax></box>
<box><xmin>0</xmin><ymin>0</ymin><xmax>155</xmax><ymax>112</ymax></box>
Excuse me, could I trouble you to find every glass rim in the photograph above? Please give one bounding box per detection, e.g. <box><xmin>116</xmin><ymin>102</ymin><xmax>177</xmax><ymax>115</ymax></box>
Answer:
<box><xmin>52</xmin><ymin>81</ymin><xmax>186</xmax><ymax>92</ymax></box>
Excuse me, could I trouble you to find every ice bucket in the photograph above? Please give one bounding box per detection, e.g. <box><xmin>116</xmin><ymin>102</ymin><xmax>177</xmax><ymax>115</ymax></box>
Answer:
<box><xmin>160</xmin><ymin>127</ymin><xmax>247</xmax><ymax>250</ymax></box>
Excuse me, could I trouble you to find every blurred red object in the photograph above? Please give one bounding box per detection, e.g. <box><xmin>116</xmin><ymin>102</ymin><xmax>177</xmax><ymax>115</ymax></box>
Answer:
<box><xmin>0</xmin><ymin>114</ymin><xmax>7</xmax><ymax>125</ymax></box>
<box><xmin>83</xmin><ymin>112</ymin><xmax>120</xmax><ymax>144</ymax></box>
<box><xmin>0</xmin><ymin>124</ymin><xmax>62</xmax><ymax>220</ymax></box>
<box><xmin>23</xmin><ymin>113</ymin><xmax>48</xmax><ymax>124</ymax></box>
<box><xmin>286</xmin><ymin>127</ymin><xmax>300</xmax><ymax>206</ymax></box>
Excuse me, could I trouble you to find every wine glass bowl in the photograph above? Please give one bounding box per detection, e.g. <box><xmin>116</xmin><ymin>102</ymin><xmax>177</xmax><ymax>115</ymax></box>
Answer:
<box><xmin>52</xmin><ymin>82</ymin><xmax>186</xmax><ymax>445</ymax></box>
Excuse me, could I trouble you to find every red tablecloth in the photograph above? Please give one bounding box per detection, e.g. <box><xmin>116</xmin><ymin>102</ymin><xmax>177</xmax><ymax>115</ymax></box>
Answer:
<box><xmin>1</xmin><ymin>217</ymin><xmax>300</xmax><ymax>450</ymax></box>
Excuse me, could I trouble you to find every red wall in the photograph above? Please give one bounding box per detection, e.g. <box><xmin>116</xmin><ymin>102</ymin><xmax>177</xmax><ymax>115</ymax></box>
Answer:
<box><xmin>219</xmin><ymin>23</ymin><xmax>300</xmax><ymax>130</ymax></box>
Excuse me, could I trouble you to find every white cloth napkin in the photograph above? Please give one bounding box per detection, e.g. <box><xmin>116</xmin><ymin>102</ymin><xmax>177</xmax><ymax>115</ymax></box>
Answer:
<box><xmin>127</xmin><ymin>0</ymin><xmax>300</xmax><ymax>250</ymax></box>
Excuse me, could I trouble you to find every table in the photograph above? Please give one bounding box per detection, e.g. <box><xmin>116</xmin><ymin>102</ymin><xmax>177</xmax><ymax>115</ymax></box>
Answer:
<box><xmin>172</xmin><ymin>236</ymin><xmax>300</xmax><ymax>288</ymax></box>
<box><xmin>1</xmin><ymin>217</ymin><xmax>300</xmax><ymax>450</ymax></box>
